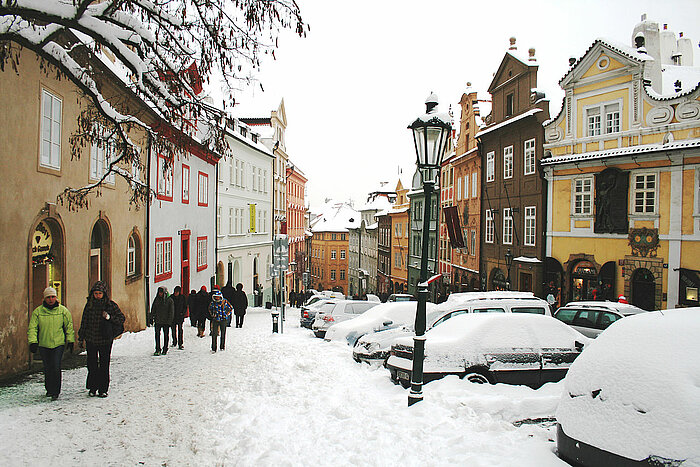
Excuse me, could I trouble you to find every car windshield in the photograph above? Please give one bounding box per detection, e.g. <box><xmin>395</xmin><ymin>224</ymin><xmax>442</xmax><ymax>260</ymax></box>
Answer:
<box><xmin>512</xmin><ymin>307</ymin><xmax>547</xmax><ymax>315</ymax></box>
<box><xmin>473</xmin><ymin>307</ymin><xmax>506</xmax><ymax>313</ymax></box>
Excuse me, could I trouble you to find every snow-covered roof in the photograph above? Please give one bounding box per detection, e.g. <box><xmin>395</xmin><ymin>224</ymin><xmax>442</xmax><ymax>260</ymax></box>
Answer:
<box><xmin>475</xmin><ymin>109</ymin><xmax>542</xmax><ymax>139</ymax></box>
<box><xmin>559</xmin><ymin>38</ymin><xmax>654</xmax><ymax>85</ymax></box>
<box><xmin>514</xmin><ymin>256</ymin><xmax>541</xmax><ymax>263</ymax></box>
<box><xmin>359</xmin><ymin>195</ymin><xmax>393</xmax><ymax>212</ymax></box>
<box><xmin>650</xmin><ymin>65</ymin><xmax>700</xmax><ymax>99</ymax></box>
<box><xmin>541</xmin><ymin>138</ymin><xmax>700</xmax><ymax>166</ymax></box>
<box><xmin>310</xmin><ymin>201</ymin><xmax>360</xmax><ymax>233</ymax></box>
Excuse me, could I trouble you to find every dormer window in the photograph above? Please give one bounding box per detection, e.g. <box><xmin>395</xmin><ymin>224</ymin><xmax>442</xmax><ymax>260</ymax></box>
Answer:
<box><xmin>506</xmin><ymin>93</ymin><xmax>514</xmax><ymax>117</ymax></box>
<box><xmin>586</xmin><ymin>102</ymin><xmax>620</xmax><ymax>137</ymax></box>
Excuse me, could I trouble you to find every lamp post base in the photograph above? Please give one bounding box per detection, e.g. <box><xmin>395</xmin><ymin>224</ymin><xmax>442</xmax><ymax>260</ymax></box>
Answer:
<box><xmin>408</xmin><ymin>390</ymin><xmax>423</xmax><ymax>406</ymax></box>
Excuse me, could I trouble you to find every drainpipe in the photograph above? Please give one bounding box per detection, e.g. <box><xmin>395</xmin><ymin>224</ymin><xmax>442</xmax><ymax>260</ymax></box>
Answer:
<box><xmin>215</xmin><ymin>162</ymin><xmax>219</xmax><ymax>286</ymax></box>
<box><xmin>145</xmin><ymin>134</ymin><xmax>152</xmax><ymax>325</ymax></box>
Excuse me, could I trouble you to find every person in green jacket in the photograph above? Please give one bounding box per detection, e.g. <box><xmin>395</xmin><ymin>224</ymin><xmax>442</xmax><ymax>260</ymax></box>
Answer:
<box><xmin>27</xmin><ymin>287</ymin><xmax>75</xmax><ymax>400</ymax></box>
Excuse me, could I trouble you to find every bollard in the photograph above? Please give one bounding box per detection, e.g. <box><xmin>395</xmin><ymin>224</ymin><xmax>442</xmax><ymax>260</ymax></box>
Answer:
<box><xmin>271</xmin><ymin>311</ymin><xmax>279</xmax><ymax>333</ymax></box>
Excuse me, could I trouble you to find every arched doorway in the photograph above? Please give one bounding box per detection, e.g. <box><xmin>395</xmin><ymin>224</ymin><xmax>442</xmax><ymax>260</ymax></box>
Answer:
<box><xmin>598</xmin><ymin>261</ymin><xmax>616</xmax><ymax>301</ymax></box>
<box><xmin>216</xmin><ymin>261</ymin><xmax>225</xmax><ymax>287</ymax></box>
<box><xmin>252</xmin><ymin>256</ymin><xmax>260</xmax><ymax>306</ymax></box>
<box><xmin>631</xmin><ymin>268</ymin><xmax>656</xmax><ymax>310</ymax></box>
<box><xmin>570</xmin><ymin>260</ymin><xmax>596</xmax><ymax>302</ymax></box>
<box><xmin>30</xmin><ymin>218</ymin><xmax>65</xmax><ymax>310</ymax></box>
<box><xmin>90</xmin><ymin>218</ymin><xmax>111</xmax><ymax>293</ymax></box>
<box><xmin>544</xmin><ymin>257</ymin><xmax>563</xmax><ymax>307</ymax></box>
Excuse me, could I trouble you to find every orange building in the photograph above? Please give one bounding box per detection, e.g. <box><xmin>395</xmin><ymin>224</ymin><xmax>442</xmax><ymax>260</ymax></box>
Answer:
<box><xmin>389</xmin><ymin>179</ymin><xmax>410</xmax><ymax>293</ymax></box>
<box><xmin>285</xmin><ymin>163</ymin><xmax>307</xmax><ymax>293</ymax></box>
<box><xmin>309</xmin><ymin>202</ymin><xmax>358</xmax><ymax>294</ymax></box>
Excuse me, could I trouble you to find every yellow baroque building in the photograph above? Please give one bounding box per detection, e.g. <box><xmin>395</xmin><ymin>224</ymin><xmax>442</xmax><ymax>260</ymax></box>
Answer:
<box><xmin>542</xmin><ymin>17</ymin><xmax>700</xmax><ymax>310</ymax></box>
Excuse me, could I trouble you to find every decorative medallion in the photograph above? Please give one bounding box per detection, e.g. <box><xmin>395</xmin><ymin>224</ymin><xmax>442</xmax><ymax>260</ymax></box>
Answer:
<box><xmin>628</xmin><ymin>227</ymin><xmax>659</xmax><ymax>257</ymax></box>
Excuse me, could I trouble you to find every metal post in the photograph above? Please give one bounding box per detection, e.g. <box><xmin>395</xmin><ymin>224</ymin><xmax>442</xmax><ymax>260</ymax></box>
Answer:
<box><xmin>409</xmin><ymin>180</ymin><xmax>433</xmax><ymax>406</ymax></box>
<box><xmin>280</xmin><ymin>271</ymin><xmax>285</xmax><ymax>333</ymax></box>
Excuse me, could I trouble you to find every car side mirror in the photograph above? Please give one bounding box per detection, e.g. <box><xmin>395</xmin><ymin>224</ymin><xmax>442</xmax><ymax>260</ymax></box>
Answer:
<box><xmin>575</xmin><ymin>340</ymin><xmax>584</xmax><ymax>352</ymax></box>
<box><xmin>383</xmin><ymin>320</ymin><xmax>393</xmax><ymax>327</ymax></box>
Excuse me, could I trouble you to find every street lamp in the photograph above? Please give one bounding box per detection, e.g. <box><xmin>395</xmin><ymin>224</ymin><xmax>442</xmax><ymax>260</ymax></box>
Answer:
<box><xmin>504</xmin><ymin>248</ymin><xmax>513</xmax><ymax>291</ymax></box>
<box><xmin>407</xmin><ymin>93</ymin><xmax>451</xmax><ymax>406</ymax></box>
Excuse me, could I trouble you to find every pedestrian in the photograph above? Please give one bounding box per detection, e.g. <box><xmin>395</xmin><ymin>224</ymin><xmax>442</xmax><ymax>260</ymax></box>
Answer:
<box><xmin>27</xmin><ymin>287</ymin><xmax>75</xmax><ymax>400</ymax></box>
<box><xmin>618</xmin><ymin>294</ymin><xmax>629</xmax><ymax>304</ymax></box>
<box><xmin>78</xmin><ymin>280</ymin><xmax>125</xmax><ymax>398</ymax></box>
<box><xmin>170</xmin><ymin>286</ymin><xmax>186</xmax><ymax>350</ymax></box>
<box><xmin>208</xmin><ymin>290</ymin><xmax>232</xmax><ymax>351</ymax></box>
<box><xmin>188</xmin><ymin>289</ymin><xmax>197</xmax><ymax>327</ymax></box>
<box><xmin>221</xmin><ymin>279</ymin><xmax>235</xmax><ymax>327</ymax></box>
<box><xmin>149</xmin><ymin>286</ymin><xmax>174</xmax><ymax>355</ymax></box>
<box><xmin>289</xmin><ymin>290</ymin><xmax>296</xmax><ymax>308</ymax></box>
<box><xmin>195</xmin><ymin>286</ymin><xmax>211</xmax><ymax>338</ymax></box>
<box><xmin>232</xmin><ymin>283</ymin><xmax>248</xmax><ymax>328</ymax></box>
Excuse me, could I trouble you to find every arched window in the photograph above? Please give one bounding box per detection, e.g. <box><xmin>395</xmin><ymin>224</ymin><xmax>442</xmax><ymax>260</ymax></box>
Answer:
<box><xmin>126</xmin><ymin>229</ymin><xmax>142</xmax><ymax>280</ymax></box>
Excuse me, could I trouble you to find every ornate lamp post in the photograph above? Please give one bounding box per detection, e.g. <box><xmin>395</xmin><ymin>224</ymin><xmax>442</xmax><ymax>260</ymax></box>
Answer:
<box><xmin>504</xmin><ymin>248</ymin><xmax>513</xmax><ymax>291</ymax></box>
<box><xmin>407</xmin><ymin>93</ymin><xmax>451</xmax><ymax>406</ymax></box>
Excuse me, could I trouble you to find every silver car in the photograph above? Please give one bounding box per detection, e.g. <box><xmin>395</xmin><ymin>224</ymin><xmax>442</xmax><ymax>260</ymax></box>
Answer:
<box><xmin>554</xmin><ymin>301</ymin><xmax>647</xmax><ymax>338</ymax></box>
<box><xmin>311</xmin><ymin>300</ymin><xmax>380</xmax><ymax>338</ymax></box>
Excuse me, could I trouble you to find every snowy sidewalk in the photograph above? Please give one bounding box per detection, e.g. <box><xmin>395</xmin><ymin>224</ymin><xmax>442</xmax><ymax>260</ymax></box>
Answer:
<box><xmin>0</xmin><ymin>308</ymin><xmax>567</xmax><ymax>466</ymax></box>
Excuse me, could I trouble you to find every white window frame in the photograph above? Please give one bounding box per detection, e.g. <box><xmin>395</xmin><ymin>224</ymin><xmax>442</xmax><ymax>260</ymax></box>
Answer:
<box><xmin>464</xmin><ymin>175</ymin><xmax>469</xmax><ymax>199</ymax></box>
<box><xmin>485</xmin><ymin>209</ymin><xmax>494</xmax><ymax>243</ymax></box>
<box><xmin>605</xmin><ymin>103</ymin><xmax>620</xmax><ymax>134</ymax></box>
<box><xmin>572</xmin><ymin>176</ymin><xmax>594</xmax><ymax>216</ymax></box>
<box><xmin>457</xmin><ymin>176</ymin><xmax>462</xmax><ymax>200</ymax></box>
<box><xmin>587</xmin><ymin>107</ymin><xmax>601</xmax><ymax>136</ymax></box>
<box><xmin>198</xmin><ymin>171</ymin><xmax>208</xmax><ymax>206</ymax></box>
<box><xmin>197</xmin><ymin>237</ymin><xmax>207</xmax><ymax>271</ymax></box>
<box><xmin>503</xmin><ymin>146</ymin><xmax>513</xmax><ymax>179</ymax></box>
<box><xmin>155</xmin><ymin>238</ymin><xmax>172</xmax><ymax>280</ymax></box>
<box><xmin>89</xmin><ymin>125</ymin><xmax>116</xmax><ymax>184</ymax></box>
<box><xmin>40</xmin><ymin>89</ymin><xmax>62</xmax><ymax>170</ymax></box>
<box><xmin>340</xmin><ymin>249</ymin><xmax>346</xmax><ymax>260</ymax></box>
<box><xmin>585</xmin><ymin>100</ymin><xmax>622</xmax><ymax>137</ymax></box>
<box><xmin>156</xmin><ymin>154</ymin><xmax>173</xmax><ymax>200</ymax></box>
<box><xmin>525</xmin><ymin>206</ymin><xmax>536</xmax><ymax>246</ymax></box>
<box><xmin>182</xmin><ymin>164</ymin><xmax>190</xmax><ymax>203</ymax></box>
<box><xmin>486</xmin><ymin>151</ymin><xmax>495</xmax><ymax>182</ymax></box>
<box><xmin>472</xmin><ymin>172</ymin><xmax>477</xmax><ymax>197</ymax></box>
<box><xmin>229</xmin><ymin>207</ymin><xmax>234</xmax><ymax>234</ymax></box>
<box><xmin>632</xmin><ymin>172</ymin><xmax>658</xmax><ymax>215</ymax></box>
<box><xmin>127</xmin><ymin>236</ymin><xmax>136</xmax><ymax>276</ymax></box>
<box><xmin>524</xmin><ymin>138</ymin><xmax>536</xmax><ymax>175</ymax></box>
<box><xmin>503</xmin><ymin>208</ymin><xmax>513</xmax><ymax>245</ymax></box>
<box><xmin>470</xmin><ymin>230</ymin><xmax>476</xmax><ymax>256</ymax></box>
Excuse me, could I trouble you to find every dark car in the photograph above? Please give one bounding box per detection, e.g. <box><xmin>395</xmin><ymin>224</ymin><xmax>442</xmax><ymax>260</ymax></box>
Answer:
<box><xmin>387</xmin><ymin>313</ymin><xmax>588</xmax><ymax>389</ymax></box>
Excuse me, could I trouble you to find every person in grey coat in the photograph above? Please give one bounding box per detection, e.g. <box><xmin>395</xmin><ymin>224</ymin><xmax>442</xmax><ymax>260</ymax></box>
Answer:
<box><xmin>149</xmin><ymin>287</ymin><xmax>174</xmax><ymax>355</ymax></box>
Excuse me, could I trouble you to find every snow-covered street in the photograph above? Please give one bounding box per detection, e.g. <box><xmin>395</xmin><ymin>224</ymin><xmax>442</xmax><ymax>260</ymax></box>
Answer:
<box><xmin>0</xmin><ymin>308</ymin><xmax>568</xmax><ymax>466</ymax></box>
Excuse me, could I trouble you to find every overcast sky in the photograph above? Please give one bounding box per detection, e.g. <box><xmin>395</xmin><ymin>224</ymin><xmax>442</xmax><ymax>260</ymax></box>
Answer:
<box><xmin>221</xmin><ymin>0</ymin><xmax>700</xmax><ymax>211</ymax></box>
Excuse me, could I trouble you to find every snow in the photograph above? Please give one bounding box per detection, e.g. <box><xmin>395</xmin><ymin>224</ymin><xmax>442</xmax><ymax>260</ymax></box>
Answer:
<box><xmin>556</xmin><ymin>308</ymin><xmax>700</xmax><ymax>464</ymax></box>
<box><xmin>0</xmin><ymin>308</ymin><xmax>568</xmax><ymax>466</ymax></box>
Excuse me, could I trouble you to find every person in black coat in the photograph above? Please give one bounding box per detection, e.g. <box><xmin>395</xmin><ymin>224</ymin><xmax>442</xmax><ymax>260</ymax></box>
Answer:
<box><xmin>221</xmin><ymin>280</ymin><xmax>235</xmax><ymax>327</ymax></box>
<box><xmin>194</xmin><ymin>286</ymin><xmax>211</xmax><ymax>337</ymax></box>
<box><xmin>187</xmin><ymin>289</ymin><xmax>197</xmax><ymax>327</ymax></box>
<box><xmin>170</xmin><ymin>286</ymin><xmax>187</xmax><ymax>349</ymax></box>
<box><xmin>231</xmin><ymin>283</ymin><xmax>248</xmax><ymax>328</ymax></box>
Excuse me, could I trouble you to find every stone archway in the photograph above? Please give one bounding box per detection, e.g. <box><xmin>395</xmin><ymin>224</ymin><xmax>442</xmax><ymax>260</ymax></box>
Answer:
<box><xmin>89</xmin><ymin>216</ymin><xmax>112</xmax><ymax>294</ymax></box>
<box><xmin>29</xmin><ymin>216</ymin><xmax>65</xmax><ymax>312</ymax></box>
<box><xmin>622</xmin><ymin>256</ymin><xmax>663</xmax><ymax>311</ymax></box>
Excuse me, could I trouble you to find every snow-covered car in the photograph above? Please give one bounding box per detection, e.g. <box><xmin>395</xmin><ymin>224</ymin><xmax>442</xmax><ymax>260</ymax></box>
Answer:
<box><xmin>299</xmin><ymin>298</ymin><xmax>337</xmax><ymax>329</ymax></box>
<box><xmin>353</xmin><ymin>292</ymin><xmax>553</xmax><ymax>365</ymax></box>
<box><xmin>556</xmin><ymin>307</ymin><xmax>700</xmax><ymax>466</ymax></box>
<box><xmin>388</xmin><ymin>294</ymin><xmax>416</xmax><ymax>302</ymax></box>
<box><xmin>311</xmin><ymin>300</ymin><xmax>380</xmax><ymax>338</ymax></box>
<box><xmin>387</xmin><ymin>313</ymin><xmax>589</xmax><ymax>389</ymax></box>
<box><xmin>324</xmin><ymin>301</ymin><xmax>433</xmax><ymax>347</ymax></box>
<box><xmin>553</xmin><ymin>301</ymin><xmax>647</xmax><ymax>338</ymax></box>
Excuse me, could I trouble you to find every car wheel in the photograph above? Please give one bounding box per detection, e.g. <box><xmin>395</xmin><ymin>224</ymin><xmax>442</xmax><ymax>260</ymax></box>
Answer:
<box><xmin>462</xmin><ymin>369</ymin><xmax>492</xmax><ymax>385</ymax></box>
<box><xmin>313</xmin><ymin>331</ymin><xmax>324</xmax><ymax>338</ymax></box>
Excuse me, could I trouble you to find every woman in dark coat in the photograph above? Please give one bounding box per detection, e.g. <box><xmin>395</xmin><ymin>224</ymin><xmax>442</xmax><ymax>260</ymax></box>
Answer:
<box><xmin>194</xmin><ymin>286</ymin><xmax>211</xmax><ymax>337</ymax></box>
<box><xmin>188</xmin><ymin>289</ymin><xmax>197</xmax><ymax>327</ymax></box>
<box><xmin>78</xmin><ymin>281</ymin><xmax>125</xmax><ymax>398</ymax></box>
<box><xmin>231</xmin><ymin>283</ymin><xmax>248</xmax><ymax>328</ymax></box>
<box><xmin>170</xmin><ymin>286</ymin><xmax>187</xmax><ymax>349</ymax></box>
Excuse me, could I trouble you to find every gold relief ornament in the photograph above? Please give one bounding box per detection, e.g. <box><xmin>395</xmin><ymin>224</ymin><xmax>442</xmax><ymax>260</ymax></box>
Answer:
<box><xmin>628</xmin><ymin>227</ymin><xmax>659</xmax><ymax>257</ymax></box>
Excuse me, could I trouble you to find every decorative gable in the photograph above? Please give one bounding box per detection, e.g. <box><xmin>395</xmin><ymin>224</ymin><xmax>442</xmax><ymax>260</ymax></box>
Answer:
<box><xmin>488</xmin><ymin>52</ymin><xmax>530</xmax><ymax>93</ymax></box>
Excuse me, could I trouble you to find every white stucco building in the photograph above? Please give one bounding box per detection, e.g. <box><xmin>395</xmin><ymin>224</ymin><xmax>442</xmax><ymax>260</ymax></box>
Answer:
<box><xmin>216</xmin><ymin>117</ymin><xmax>274</xmax><ymax>305</ymax></box>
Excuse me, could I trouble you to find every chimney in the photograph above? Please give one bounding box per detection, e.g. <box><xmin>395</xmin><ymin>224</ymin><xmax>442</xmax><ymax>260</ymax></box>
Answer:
<box><xmin>569</xmin><ymin>57</ymin><xmax>576</xmax><ymax>66</ymax></box>
<box><xmin>528</xmin><ymin>48</ymin><xmax>536</xmax><ymax>61</ymax></box>
<box><xmin>509</xmin><ymin>37</ymin><xmax>517</xmax><ymax>50</ymax></box>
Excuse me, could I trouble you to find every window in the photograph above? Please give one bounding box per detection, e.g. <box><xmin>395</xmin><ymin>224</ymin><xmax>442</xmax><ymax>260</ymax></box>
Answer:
<box><xmin>525</xmin><ymin>206</ymin><xmax>536</xmax><ymax>246</ymax></box>
<box><xmin>485</xmin><ymin>210</ymin><xmax>494</xmax><ymax>243</ymax></box>
<box><xmin>587</xmin><ymin>108</ymin><xmax>601</xmax><ymax>136</ymax></box>
<box><xmin>229</xmin><ymin>208</ymin><xmax>234</xmax><ymax>234</ymax></box>
<box><xmin>573</xmin><ymin>177</ymin><xmax>593</xmax><ymax>215</ymax></box>
<box><xmin>198</xmin><ymin>171</ymin><xmax>208</xmax><ymax>206</ymax></box>
<box><xmin>634</xmin><ymin>173</ymin><xmax>657</xmax><ymax>214</ymax></box>
<box><xmin>197</xmin><ymin>237</ymin><xmax>207</xmax><ymax>271</ymax></box>
<box><xmin>127</xmin><ymin>234</ymin><xmax>140</xmax><ymax>277</ymax></box>
<box><xmin>470</xmin><ymin>230</ymin><xmax>476</xmax><ymax>256</ymax></box>
<box><xmin>524</xmin><ymin>139</ymin><xmax>536</xmax><ymax>175</ymax></box>
<box><xmin>503</xmin><ymin>146</ymin><xmax>513</xmax><ymax>179</ymax></box>
<box><xmin>506</xmin><ymin>93</ymin><xmax>514</xmax><ymax>117</ymax></box>
<box><xmin>182</xmin><ymin>164</ymin><xmax>190</xmax><ymax>203</ymax></box>
<box><xmin>340</xmin><ymin>250</ymin><xmax>346</xmax><ymax>260</ymax></box>
<box><xmin>155</xmin><ymin>237</ymin><xmax>172</xmax><ymax>282</ymax></box>
<box><xmin>605</xmin><ymin>103</ymin><xmax>620</xmax><ymax>134</ymax></box>
<box><xmin>472</xmin><ymin>172</ymin><xmax>478</xmax><ymax>197</ymax></box>
<box><xmin>89</xmin><ymin>127</ymin><xmax>115</xmax><ymax>184</ymax></box>
<box><xmin>332</xmin><ymin>233</ymin><xmax>337</xmax><ymax>240</ymax></box>
<box><xmin>331</xmin><ymin>270</ymin><xmax>336</xmax><ymax>281</ymax></box>
<box><xmin>157</xmin><ymin>154</ymin><xmax>173</xmax><ymax>201</ymax></box>
<box><xmin>340</xmin><ymin>270</ymin><xmax>345</xmax><ymax>280</ymax></box>
<box><xmin>457</xmin><ymin>176</ymin><xmax>462</xmax><ymax>200</ymax></box>
<box><xmin>217</xmin><ymin>206</ymin><xmax>222</xmax><ymax>234</ymax></box>
<box><xmin>464</xmin><ymin>176</ymin><xmax>469</xmax><ymax>199</ymax></box>
<box><xmin>503</xmin><ymin>208</ymin><xmax>513</xmax><ymax>244</ymax></box>
<box><xmin>331</xmin><ymin>250</ymin><xmax>337</xmax><ymax>260</ymax></box>
<box><xmin>40</xmin><ymin>89</ymin><xmax>62</xmax><ymax>170</ymax></box>
<box><xmin>486</xmin><ymin>152</ymin><xmax>495</xmax><ymax>182</ymax></box>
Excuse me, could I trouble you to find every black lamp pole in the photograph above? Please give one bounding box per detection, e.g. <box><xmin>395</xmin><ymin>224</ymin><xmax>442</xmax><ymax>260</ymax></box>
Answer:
<box><xmin>407</xmin><ymin>93</ymin><xmax>451</xmax><ymax>406</ymax></box>
<box><xmin>505</xmin><ymin>248</ymin><xmax>513</xmax><ymax>291</ymax></box>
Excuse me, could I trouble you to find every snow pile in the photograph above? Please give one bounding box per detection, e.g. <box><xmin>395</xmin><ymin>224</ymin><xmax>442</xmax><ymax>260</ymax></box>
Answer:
<box><xmin>0</xmin><ymin>308</ymin><xmax>569</xmax><ymax>466</ymax></box>
<box><xmin>557</xmin><ymin>308</ymin><xmax>700</xmax><ymax>463</ymax></box>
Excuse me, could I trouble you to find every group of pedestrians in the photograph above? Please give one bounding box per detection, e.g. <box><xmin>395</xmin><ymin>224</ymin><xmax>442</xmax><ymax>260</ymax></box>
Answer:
<box><xmin>27</xmin><ymin>280</ymin><xmax>125</xmax><ymax>400</ymax></box>
<box><xmin>150</xmin><ymin>281</ymin><xmax>248</xmax><ymax>354</ymax></box>
<box><xmin>27</xmin><ymin>279</ymin><xmax>250</xmax><ymax>402</ymax></box>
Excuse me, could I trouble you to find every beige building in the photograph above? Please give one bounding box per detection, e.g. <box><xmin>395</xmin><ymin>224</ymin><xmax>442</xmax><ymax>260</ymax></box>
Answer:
<box><xmin>0</xmin><ymin>46</ymin><xmax>148</xmax><ymax>378</ymax></box>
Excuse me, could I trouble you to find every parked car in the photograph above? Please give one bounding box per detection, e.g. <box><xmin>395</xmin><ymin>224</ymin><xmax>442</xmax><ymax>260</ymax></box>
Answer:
<box><xmin>553</xmin><ymin>301</ymin><xmax>647</xmax><ymax>338</ymax></box>
<box><xmin>387</xmin><ymin>313</ymin><xmax>589</xmax><ymax>389</ymax></box>
<box><xmin>354</xmin><ymin>292</ymin><xmax>553</xmax><ymax>365</ymax></box>
<box><xmin>311</xmin><ymin>300</ymin><xmax>380</xmax><ymax>338</ymax></box>
<box><xmin>299</xmin><ymin>298</ymin><xmax>337</xmax><ymax>329</ymax></box>
<box><xmin>388</xmin><ymin>294</ymin><xmax>416</xmax><ymax>302</ymax></box>
<box><xmin>365</xmin><ymin>294</ymin><xmax>381</xmax><ymax>302</ymax></box>
<box><xmin>324</xmin><ymin>301</ymin><xmax>435</xmax><ymax>347</ymax></box>
<box><xmin>556</xmin><ymin>308</ymin><xmax>700</xmax><ymax>466</ymax></box>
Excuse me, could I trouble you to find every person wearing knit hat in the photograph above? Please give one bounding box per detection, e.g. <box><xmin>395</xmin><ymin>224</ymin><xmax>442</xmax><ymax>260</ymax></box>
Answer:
<box><xmin>208</xmin><ymin>290</ymin><xmax>232</xmax><ymax>352</ymax></box>
<box><xmin>78</xmin><ymin>281</ymin><xmax>125</xmax><ymax>397</ymax></box>
<box><xmin>27</xmin><ymin>286</ymin><xmax>75</xmax><ymax>400</ymax></box>
<box><xmin>194</xmin><ymin>285</ymin><xmax>212</xmax><ymax>338</ymax></box>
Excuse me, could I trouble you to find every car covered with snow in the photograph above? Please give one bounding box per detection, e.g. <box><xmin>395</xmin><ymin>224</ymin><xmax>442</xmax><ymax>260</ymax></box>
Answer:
<box><xmin>311</xmin><ymin>300</ymin><xmax>380</xmax><ymax>338</ymax></box>
<box><xmin>324</xmin><ymin>301</ymin><xmax>435</xmax><ymax>347</ymax></box>
<box><xmin>553</xmin><ymin>300</ymin><xmax>647</xmax><ymax>338</ymax></box>
<box><xmin>556</xmin><ymin>307</ymin><xmax>700</xmax><ymax>466</ymax></box>
<box><xmin>353</xmin><ymin>292</ymin><xmax>552</xmax><ymax>365</ymax></box>
<box><xmin>299</xmin><ymin>298</ymin><xmax>337</xmax><ymax>329</ymax></box>
<box><xmin>387</xmin><ymin>293</ymin><xmax>416</xmax><ymax>302</ymax></box>
<box><xmin>386</xmin><ymin>313</ymin><xmax>589</xmax><ymax>389</ymax></box>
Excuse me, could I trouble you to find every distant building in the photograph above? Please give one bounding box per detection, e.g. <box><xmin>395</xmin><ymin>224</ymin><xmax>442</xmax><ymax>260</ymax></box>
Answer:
<box><xmin>286</xmin><ymin>163</ymin><xmax>308</xmax><ymax>293</ymax></box>
<box><xmin>310</xmin><ymin>202</ymin><xmax>359</xmax><ymax>293</ymax></box>
<box><xmin>388</xmin><ymin>179</ymin><xmax>411</xmax><ymax>294</ymax></box>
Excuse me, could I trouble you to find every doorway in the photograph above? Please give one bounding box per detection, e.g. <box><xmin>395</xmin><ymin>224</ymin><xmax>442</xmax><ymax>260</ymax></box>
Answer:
<box><xmin>181</xmin><ymin>230</ymin><xmax>190</xmax><ymax>294</ymax></box>
<box><xmin>631</xmin><ymin>268</ymin><xmax>656</xmax><ymax>310</ymax></box>
<box><xmin>89</xmin><ymin>219</ymin><xmax>111</xmax><ymax>293</ymax></box>
<box><xmin>571</xmin><ymin>261</ymin><xmax>597</xmax><ymax>302</ymax></box>
<box><xmin>30</xmin><ymin>219</ymin><xmax>64</xmax><ymax>310</ymax></box>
